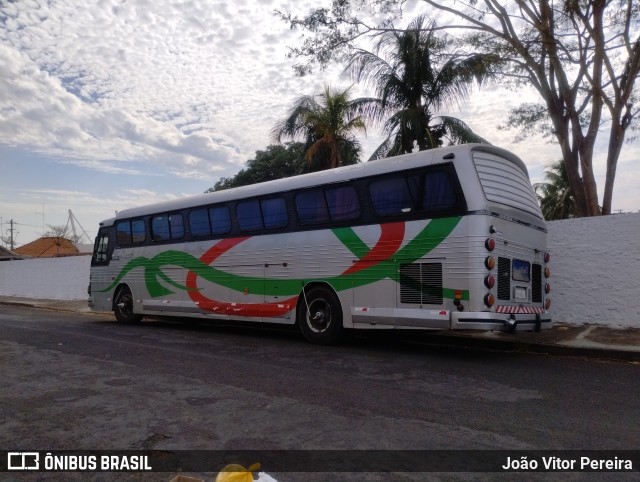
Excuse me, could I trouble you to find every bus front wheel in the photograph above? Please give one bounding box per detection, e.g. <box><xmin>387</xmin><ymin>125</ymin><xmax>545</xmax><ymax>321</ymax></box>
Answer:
<box><xmin>114</xmin><ymin>286</ymin><xmax>142</xmax><ymax>324</ymax></box>
<box><xmin>298</xmin><ymin>286</ymin><xmax>343</xmax><ymax>345</ymax></box>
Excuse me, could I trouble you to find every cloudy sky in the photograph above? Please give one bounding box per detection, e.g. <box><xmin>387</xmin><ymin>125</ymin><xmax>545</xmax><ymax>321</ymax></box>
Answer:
<box><xmin>1</xmin><ymin>0</ymin><xmax>638</xmax><ymax>247</ymax></box>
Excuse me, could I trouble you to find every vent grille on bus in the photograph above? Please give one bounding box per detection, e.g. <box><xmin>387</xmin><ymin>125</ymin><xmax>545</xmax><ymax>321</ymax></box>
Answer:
<box><xmin>532</xmin><ymin>263</ymin><xmax>542</xmax><ymax>303</ymax></box>
<box><xmin>399</xmin><ymin>263</ymin><xmax>443</xmax><ymax>305</ymax></box>
<box><xmin>497</xmin><ymin>257</ymin><xmax>511</xmax><ymax>300</ymax></box>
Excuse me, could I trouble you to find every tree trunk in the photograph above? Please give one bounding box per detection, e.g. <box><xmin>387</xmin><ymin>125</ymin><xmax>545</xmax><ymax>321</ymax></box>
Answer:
<box><xmin>579</xmin><ymin>154</ymin><xmax>601</xmax><ymax>216</ymax></box>
<box><xmin>550</xmin><ymin>113</ymin><xmax>590</xmax><ymax>217</ymax></box>
<box><xmin>602</xmin><ymin>121</ymin><xmax>626</xmax><ymax>215</ymax></box>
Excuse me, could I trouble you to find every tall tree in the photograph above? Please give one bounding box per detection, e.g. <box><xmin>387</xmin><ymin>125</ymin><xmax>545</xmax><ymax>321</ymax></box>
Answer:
<box><xmin>534</xmin><ymin>161</ymin><xmax>580</xmax><ymax>220</ymax></box>
<box><xmin>208</xmin><ymin>143</ymin><xmax>307</xmax><ymax>192</ymax></box>
<box><xmin>272</xmin><ymin>85</ymin><xmax>374</xmax><ymax>170</ymax></box>
<box><xmin>345</xmin><ymin>15</ymin><xmax>494</xmax><ymax>159</ymax></box>
<box><xmin>277</xmin><ymin>0</ymin><xmax>640</xmax><ymax>216</ymax></box>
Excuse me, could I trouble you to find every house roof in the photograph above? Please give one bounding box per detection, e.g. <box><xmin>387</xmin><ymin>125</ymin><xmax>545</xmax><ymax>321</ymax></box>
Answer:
<box><xmin>14</xmin><ymin>237</ymin><xmax>81</xmax><ymax>258</ymax></box>
<box><xmin>0</xmin><ymin>245</ymin><xmax>23</xmax><ymax>260</ymax></box>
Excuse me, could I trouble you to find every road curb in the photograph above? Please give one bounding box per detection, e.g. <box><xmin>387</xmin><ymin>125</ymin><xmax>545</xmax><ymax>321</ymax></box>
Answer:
<box><xmin>3</xmin><ymin>298</ymin><xmax>640</xmax><ymax>361</ymax></box>
<box><xmin>404</xmin><ymin>332</ymin><xmax>640</xmax><ymax>362</ymax></box>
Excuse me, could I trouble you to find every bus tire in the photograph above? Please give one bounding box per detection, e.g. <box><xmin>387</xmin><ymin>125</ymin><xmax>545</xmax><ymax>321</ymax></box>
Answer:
<box><xmin>298</xmin><ymin>286</ymin><xmax>344</xmax><ymax>345</ymax></box>
<box><xmin>113</xmin><ymin>286</ymin><xmax>142</xmax><ymax>324</ymax></box>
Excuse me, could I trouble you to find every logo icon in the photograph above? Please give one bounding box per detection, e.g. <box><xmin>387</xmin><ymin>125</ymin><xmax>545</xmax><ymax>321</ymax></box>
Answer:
<box><xmin>7</xmin><ymin>452</ymin><xmax>40</xmax><ymax>470</ymax></box>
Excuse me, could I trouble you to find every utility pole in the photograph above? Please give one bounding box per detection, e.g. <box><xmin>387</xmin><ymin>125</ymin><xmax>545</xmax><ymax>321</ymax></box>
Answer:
<box><xmin>9</xmin><ymin>219</ymin><xmax>15</xmax><ymax>250</ymax></box>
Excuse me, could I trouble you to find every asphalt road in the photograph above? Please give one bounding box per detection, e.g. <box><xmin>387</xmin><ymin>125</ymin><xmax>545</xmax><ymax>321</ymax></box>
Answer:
<box><xmin>1</xmin><ymin>305</ymin><xmax>639</xmax><ymax>482</ymax></box>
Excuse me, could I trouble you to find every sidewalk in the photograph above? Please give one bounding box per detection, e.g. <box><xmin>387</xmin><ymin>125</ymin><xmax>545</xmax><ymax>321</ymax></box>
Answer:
<box><xmin>2</xmin><ymin>296</ymin><xmax>640</xmax><ymax>361</ymax></box>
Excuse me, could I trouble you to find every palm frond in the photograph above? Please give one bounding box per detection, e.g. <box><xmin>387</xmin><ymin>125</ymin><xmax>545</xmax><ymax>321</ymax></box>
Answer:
<box><xmin>437</xmin><ymin>116</ymin><xmax>490</xmax><ymax>145</ymax></box>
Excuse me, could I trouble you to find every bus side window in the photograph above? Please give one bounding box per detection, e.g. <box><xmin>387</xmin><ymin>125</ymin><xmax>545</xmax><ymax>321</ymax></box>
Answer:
<box><xmin>190</xmin><ymin>208</ymin><xmax>211</xmax><ymax>237</ymax></box>
<box><xmin>295</xmin><ymin>190</ymin><xmax>330</xmax><ymax>225</ymax></box>
<box><xmin>152</xmin><ymin>213</ymin><xmax>184</xmax><ymax>241</ymax></box>
<box><xmin>326</xmin><ymin>185</ymin><xmax>360</xmax><ymax>221</ymax></box>
<box><xmin>131</xmin><ymin>219</ymin><xmax>146</xmax><ymax>244</ymax></box>
<box><xmin>422</xmin><ymin>171</ymin><xmax>456</xmax><ymax>211</ymax></box>
<box><xmin>237</xmin><ymin>200</ymin><xmax>264</xmax><ymax>231</ymax></box>
<box><xmin>369</xmin><ymin>177</ymin><xmax>413</xmax><ymax>216</ymax></box>
<box><xmin>169</xmin><ymin>214</ymin><xmax>185</xmax><ymax>239</ymax></box>
<box><xmin>116</xmin><ymin>221</ymin><xmax>132</xmax><ymax>245</ymax></box>
<box><xmin>210</xmin><ymin>206</ymin><xmax>231</xmax><ymax>235</ymax></box>
<box><xmin>261</xmin><ymin>198</ymin><xmax>288</xmax><ymax>229</ymax></box>
<box><xmin>116</xmin><ymin>219</ymin><xmax>146</xmax><ymax>245</ymax></box>
<box><xmin>152</xmin><ymin>215</ymin><xmax>170</xmax><ymax>241</ymax></box>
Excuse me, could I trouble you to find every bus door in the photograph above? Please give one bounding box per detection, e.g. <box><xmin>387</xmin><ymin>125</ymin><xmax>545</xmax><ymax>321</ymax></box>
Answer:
<box><xmin>264</xmin><ymin>261</ymin><xmax>296</xmax><ymax>322</ymax></box>
<box><xmin>89</xmin><ymin>227</ymin><xmax>115</xmax><ymax>311</ymax></box>
<box><xmin>228</xmin><ymin>262</ymin><xmax>265</xmax><ymax>320</ymax></box>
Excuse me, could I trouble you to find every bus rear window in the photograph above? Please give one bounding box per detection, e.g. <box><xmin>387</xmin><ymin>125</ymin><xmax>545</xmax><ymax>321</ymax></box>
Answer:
<box><xmin>473</xmin><ymin>151</ymin><xmax>542</xmax><ymax>218</ymax></box>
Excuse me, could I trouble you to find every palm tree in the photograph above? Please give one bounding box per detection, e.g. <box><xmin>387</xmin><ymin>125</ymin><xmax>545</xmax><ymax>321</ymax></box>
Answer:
<box><xmin>534</xmin><ymin>161</ymin><xmax>580</xmax><ymax>220</ymax></box>
<box><xmin>345</xmin><ymin>16</ymin><xmax>497</xmax><ymax>159</ymax></box>
<box><xmin>272</xmin><ymin>85</ymin><xmax>376</xmax><ymax>171</ymax></box>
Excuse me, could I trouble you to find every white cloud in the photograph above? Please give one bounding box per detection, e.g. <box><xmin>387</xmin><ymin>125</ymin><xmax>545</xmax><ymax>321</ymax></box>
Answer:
<box><xmin>0</xmin><ymin>0</ymin><xmax>329</xmax><ymax>181</ymax></box>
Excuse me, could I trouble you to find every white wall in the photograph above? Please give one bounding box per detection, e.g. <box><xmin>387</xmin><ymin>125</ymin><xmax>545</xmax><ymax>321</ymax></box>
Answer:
<box><xmin>1</xmin><ymin>213</ymin><xmax>639</xmax><ymax>326</ymax></box>
<box><xmin>547</xmin><ymin>212</ymin><xmax>640</xmax><ymax>328</ymax></box>
<box><xmin>0</xmin><ymin>256</ymin><xmax>90</xmax><ymax>300</ymax></box>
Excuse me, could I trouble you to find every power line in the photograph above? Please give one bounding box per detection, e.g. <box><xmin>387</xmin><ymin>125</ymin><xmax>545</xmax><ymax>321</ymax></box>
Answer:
<box><xmin>12</xmin><ymin>221</ymin><xmax>42</xmax><ymax>229</ymax></box>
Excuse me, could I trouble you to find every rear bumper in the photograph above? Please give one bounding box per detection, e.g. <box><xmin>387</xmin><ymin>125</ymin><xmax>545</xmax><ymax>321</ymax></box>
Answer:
<box><xmin>451</xmin><ymin>311</ymin><xmax>551</xmax><ymax>332</ymax></box>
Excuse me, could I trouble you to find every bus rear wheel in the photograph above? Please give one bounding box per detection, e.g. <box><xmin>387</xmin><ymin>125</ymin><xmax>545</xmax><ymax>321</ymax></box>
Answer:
<box><xmin>298</xmin><ymin>286</ymin><xmax>343</xmax><ymax>345</ymax></box>
<box><xmin>114</xmin><ymin>286</ymin><xmax>142</xmax><ymax>324</ymax></box>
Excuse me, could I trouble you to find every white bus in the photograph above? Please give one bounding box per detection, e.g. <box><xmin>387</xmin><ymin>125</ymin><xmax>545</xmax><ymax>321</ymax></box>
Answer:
<box><xmin>89</xmin><ymin>144</ymin><xmax>551</xmax><ymax>344</ymax></box>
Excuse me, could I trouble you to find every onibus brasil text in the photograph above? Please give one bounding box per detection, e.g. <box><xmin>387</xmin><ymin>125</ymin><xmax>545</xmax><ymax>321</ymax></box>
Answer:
<box><xmin>18</xmin><ymin>453</ymin><xmax>152</xmax><ymax>471</ymax></box>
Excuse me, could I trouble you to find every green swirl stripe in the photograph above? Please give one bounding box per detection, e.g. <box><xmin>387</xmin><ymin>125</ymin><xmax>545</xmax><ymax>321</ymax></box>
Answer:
<box><xmin>101</xmin><ymin>217</ymin><xmax>463</xmax><ymax>299</ymax></box>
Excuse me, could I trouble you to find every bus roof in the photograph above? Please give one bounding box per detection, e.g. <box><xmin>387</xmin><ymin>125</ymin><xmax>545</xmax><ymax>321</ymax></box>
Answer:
<box><xmin>102</xmin><ymin>144</ymin><xmax>530</xmax><ymax>226</ymax></box>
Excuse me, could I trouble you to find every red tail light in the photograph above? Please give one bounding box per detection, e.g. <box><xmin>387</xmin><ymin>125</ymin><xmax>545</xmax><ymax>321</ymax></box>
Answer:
<box><xmin>484</xmin><ymin>275</ymin><xmax>495</xmax><ymax>289</ymax></box>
